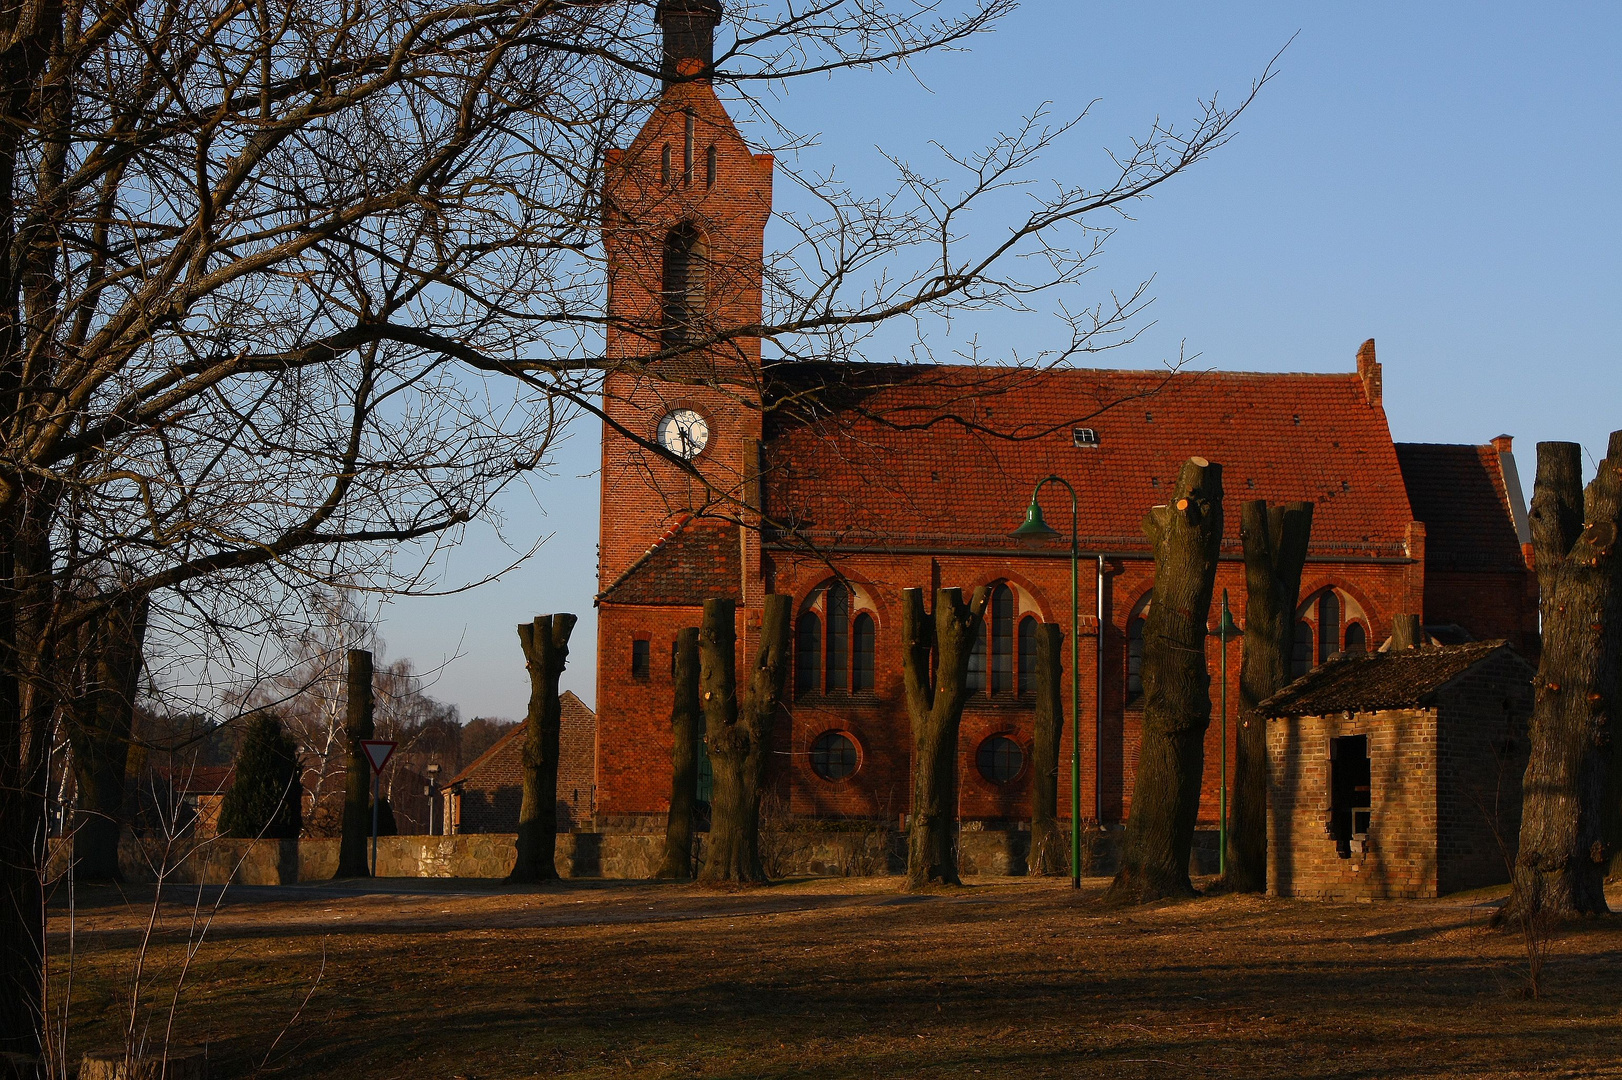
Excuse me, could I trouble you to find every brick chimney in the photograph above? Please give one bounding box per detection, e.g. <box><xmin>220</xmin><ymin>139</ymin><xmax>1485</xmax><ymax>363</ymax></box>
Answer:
<box><xmin>656</xmin><ymin>0</ymin><xmax>722</xmax><ymax>88</ymax></box>
<box><xmin>1356</xmin><ymin>338</ymin><xmax>1382</xmax><ymax>406</ymax></box>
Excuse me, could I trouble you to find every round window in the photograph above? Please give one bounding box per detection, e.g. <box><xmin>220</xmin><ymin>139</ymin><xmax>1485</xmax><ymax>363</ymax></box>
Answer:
<box><xmin>809</xmin><ymin>731</ymin><xmax>859</xmax><ymax>782</ymax></box>
<box><xmin>977</xmin><ymin>735</ymin><xmax>1025</xmax><ymax>784</ymax></box>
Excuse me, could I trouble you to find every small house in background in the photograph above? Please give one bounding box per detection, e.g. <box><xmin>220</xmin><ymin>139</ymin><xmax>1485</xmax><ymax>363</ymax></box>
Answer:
<box><xmin>1263</xmin><ymin>639</ymin><xmax>1532</xmax><ymax>900</ymax></box>
<box><xmin>444</xmin><ymin>691</ymin><xmax>596</xmax><ymax>834</ymax></box>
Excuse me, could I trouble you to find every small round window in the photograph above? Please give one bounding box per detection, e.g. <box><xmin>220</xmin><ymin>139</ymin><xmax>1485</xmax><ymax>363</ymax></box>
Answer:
<box><xmin>977</xmin><ymin>735</ymin><xmax>1024</xmax><ymax>785</ymax></box>
<box><xmin>809</xmin><ymin>731</ymin><xmax>859</xmax><ymax>782</ymax></box>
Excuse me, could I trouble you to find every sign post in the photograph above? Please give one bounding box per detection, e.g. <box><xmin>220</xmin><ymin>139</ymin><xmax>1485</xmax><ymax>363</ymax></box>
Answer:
<box><xmin>360</xmin><ymin>740</ymin><xmax>397</xmax><ymax>877</ymax></box>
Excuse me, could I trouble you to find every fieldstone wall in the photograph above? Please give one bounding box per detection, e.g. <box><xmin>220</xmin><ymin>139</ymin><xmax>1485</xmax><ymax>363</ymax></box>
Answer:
<box><xmin>82</xmin><ymin>826</ymin><xmax>1052</xmax><ymax>884</ymax></box>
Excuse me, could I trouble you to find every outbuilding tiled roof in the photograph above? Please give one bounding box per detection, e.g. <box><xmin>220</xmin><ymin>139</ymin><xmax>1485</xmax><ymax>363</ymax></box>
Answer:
<box><xmin>1395</xmin><ymin>442</ymin><xmax>1527</xmax><ymax>572</ymax></box>
<box><xmin>1259</xmin><ymin>641</ymin><xmax>1523</xmax><ymax>717</ymax></box>
<box><xmin>760</xmin><ymin>362</ymin><xmax>1422</xmax><ymax>556</ymax></box>
<box><xmin>597</xmin><ymin>514</ymin><xmax>740</xmax><ymax>605</ymax></box>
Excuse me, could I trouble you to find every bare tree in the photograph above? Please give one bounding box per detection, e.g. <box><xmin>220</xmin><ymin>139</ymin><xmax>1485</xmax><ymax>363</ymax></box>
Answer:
<box><xmin>657</xmin><ymin>626</ymin><xmax>703</xmax><ymax>880</ymax></box>
<box><xmin>509</xmin><ymin>613</ymin><xmax>575</xmax><ymax>883</ymax></box>
<box><xmin>698</xmin><ymin>595</ymin><xmax>791</xmax><ymax>884</ymax></box>
<box><xmin>0</xmin><ymin>0</ymin><xmax>1275</xmax><ymax>1053</ymax></box>
<box><xmin>902</xmin><ymin>586</ymin><xmax>990</xmax><ymax>890</ymax></box>
<box><xmin>1108</xmin><ymin>457</ymin><xmax>1223</xmax><ymax>904</ymax></box>
<box><xmin>1029</xmin><ymin>621</ymin><xmax>1067</xmax><ymax>877</ymax></box>
<box><xmin>1223</xmin><ymin>499</ymin><xmax>1312</xmax><ymax>892</ymax></box>
<box><xmin>1500</xmin><ymin>436</ymin><xmax>1622</xmax><ymax>921</ymax></box>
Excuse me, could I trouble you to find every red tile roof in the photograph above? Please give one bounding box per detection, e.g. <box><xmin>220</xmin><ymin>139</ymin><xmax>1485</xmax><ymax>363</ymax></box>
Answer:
<box><xmin>597</xmin><ymin>514</ymin><xmax>741</xmax><ymax>605</ymax></box>
<box><xmin>447</xmin><ymin>691</ymin><xmax>594</xmax><ymax>787</ymax></box>
<box><xmin>761</xmin><ymin>363</ymin><xmax>1419</xmax><ymax>556</ymax></box>
<box><xmin>1395</xmin><ymin>443</ymin><xmax>1525</xmax><ymax>572</ymax></box>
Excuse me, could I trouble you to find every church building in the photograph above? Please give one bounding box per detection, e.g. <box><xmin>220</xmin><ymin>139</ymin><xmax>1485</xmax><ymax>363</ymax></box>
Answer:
<box><xmin>593</xmin><ymin>2</ymin><xmax>1536</xmax><ymax>834</ymax></box>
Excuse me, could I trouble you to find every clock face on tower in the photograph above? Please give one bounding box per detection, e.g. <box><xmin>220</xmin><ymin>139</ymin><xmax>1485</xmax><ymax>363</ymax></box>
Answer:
<box><xmin>655</xmin><ymin>409</ymin><xmax>710</xmax><ymax>460</ymax></box>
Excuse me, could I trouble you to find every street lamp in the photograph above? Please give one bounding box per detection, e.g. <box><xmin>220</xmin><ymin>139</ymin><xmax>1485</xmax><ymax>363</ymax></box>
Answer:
<box><xmin>1011</xmin><ymin>475</ymin><xmax>1081</xmax><ymax>889</ymax></box>
<box><xmin>1215</xmin><ymin>589</ymin><xmax>1243</xmax><ymax>877</ymax></box>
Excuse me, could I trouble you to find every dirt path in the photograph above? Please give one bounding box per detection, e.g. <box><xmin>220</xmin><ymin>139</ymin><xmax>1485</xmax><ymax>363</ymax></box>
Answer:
<box><xmin>48</xmin><ymin>877</ymin><xmax>1622</xmax><ymax>1078</ymax></box>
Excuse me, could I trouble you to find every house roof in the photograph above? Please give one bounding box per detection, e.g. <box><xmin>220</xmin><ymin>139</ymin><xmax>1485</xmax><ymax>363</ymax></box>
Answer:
<box><xmin>1259</xmin><ymin>640</ymin><xmax>1526</xmax><ymax>718</ymax></box>
<box><xmin>597</xmin><ymin>513</ymin><xmax>740</xmax><ymax>605</ymax></box>
<box><xmin>1395</xmin><ymin>442</ymin><xmax>1527</xmax><ymax>573</ymax></box>
<box><xmin>447</xmin><ymin>691</ymin><xmax>594</xmax><ymax>787</ymax></box>
<box><xmin>758</xmin><ymin>362</ymin><xmax>1424</xmax><ymax>556</ymax></box>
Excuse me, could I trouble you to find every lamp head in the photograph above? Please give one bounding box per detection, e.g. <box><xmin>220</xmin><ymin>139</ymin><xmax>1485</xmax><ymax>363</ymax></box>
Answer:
<box><xmin>1217</xmin><ymin>588</ymin><xmax>1243</xmax><ymax>639</ymax></box>
<box><xmin>1010</xmin><ymin>494</ymin><xmax>1061</xmax><ymax>544</ymax></box>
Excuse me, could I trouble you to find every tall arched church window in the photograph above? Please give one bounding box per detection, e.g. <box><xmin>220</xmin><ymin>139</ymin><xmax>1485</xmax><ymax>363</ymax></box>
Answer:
<box><xmin>1344</xmin><ymin>622</ymin><xmax>1367</xmax><ymax>654</ymax></box>
<box><xmin>661</xmin><ymin>223</ymin><xmax>707</xmax><ymax>347</ymax></box>
<box><xmin>990</xmin><ymin>584</ymin><xmax>1015</xmax><ymax>695</ymax></box>
<box><xmin>795</xmin><ymin>612</ymin><xmax>821</xmax><ymax>698</ymax></box>
<box><xmin>825</xmin><ymin>583</ymin><xmax>850</xmax><ymax>692</ymax></box>
<box><xmin>1017</xmin><ymin>616</ymin><xmax>1038</xmax><ymax>696</ymax></box>
<box><xmin>1292</xmin><ymin>621</ymin><xmax>1314</xmax><ymax>679</ymax></box>
<box><xmin>1317</xmin><ymin>592</ymin><xmax>1340</xmax><ymax>663</ymax></box>
<box><xmin>853</xmin><ymin>613</ymin><xmax>876</xmax><ymax>692</ymax></box>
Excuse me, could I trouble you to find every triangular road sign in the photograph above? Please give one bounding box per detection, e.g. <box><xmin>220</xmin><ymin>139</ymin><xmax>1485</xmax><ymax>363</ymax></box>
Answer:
<box><xmin>360</xmin><ymin>739</ymin><xmax>396</xmax><ymax>774</ymax></box>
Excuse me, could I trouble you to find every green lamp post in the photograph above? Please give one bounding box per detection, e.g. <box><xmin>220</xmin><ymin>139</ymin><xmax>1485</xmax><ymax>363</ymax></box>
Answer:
<box><xmin>1215</xmin><ymin>588</ymin><xmax>1243</xmax><ymax>877</ymax></box>
<box><xmin>1011</xmin><ymin>476</ymin><xmax>1081</xmax><ymax>888</ymax></box>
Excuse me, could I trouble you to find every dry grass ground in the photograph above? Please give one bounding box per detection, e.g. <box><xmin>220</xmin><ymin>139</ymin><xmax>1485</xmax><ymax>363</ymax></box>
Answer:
<box><xmin>48</xmin><ymin>876</ymin><xmax>1622</xmax><ymax>1079</ymax></box>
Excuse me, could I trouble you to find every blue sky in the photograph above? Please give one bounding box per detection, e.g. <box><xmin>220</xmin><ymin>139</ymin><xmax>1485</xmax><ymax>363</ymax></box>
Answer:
<box><xmin>376</xmin><ymin>2</ymin><xmax>1621</xmax><ymax>719</ymax></box>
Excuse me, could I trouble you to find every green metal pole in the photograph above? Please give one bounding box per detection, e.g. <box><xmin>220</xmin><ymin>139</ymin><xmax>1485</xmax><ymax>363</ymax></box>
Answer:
<box><xmin>1069</xmin><ymin>484</ymin><xmax>1080</xmax><ymax>889</ymax></box>
<box><xmin>1219</xmin><ymin>589</ymin><xmax>1230</xmax><ymax>879</ymax></box>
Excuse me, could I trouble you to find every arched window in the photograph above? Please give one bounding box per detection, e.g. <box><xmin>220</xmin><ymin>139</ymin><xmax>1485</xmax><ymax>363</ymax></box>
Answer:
<box><xmin>1292</xmin><ymin>621</ymin><xmax>1314</xmax><ymax>679</ymax></box>
<box><xmin>825</xmin><ymin>583</ymin><xmax>850</xmax><ymax>691</ymax></box>
<box><xmin>795</xmin><ymin>611</ymin><xmax>821</xmax><ymax>698</ymax></box>
<box><xmin>1318</xmin><ymin>591</ymin><xmax>1340</xmax><ymax>663</ymax></box>
<box><xmin>1344</xmin><ymin>622</ymin><xmax>1367</xmax><ymax>654</ymax></box>
<box><xmin>1017</xmin><ymin>616</ymin><xmax>1038</xmax><ymax>696</ymax></box>
<box><xmin>853</xmin><ymin>613</ymin><xmax>875</xmax><ymax>692</ymax></box>
<box><xmin>1127</xmin><ymin>614</ymin><xmax>1147</xmax><ymax>702</ymax></box>
<box><xmin>990</xmin><ymin>584</ymin><xmax>1014</xmax><ymax>695</ymax></box>
<box><xmin>661</xmin><ymin>223</ymin><xmax>706</xmax><ymax>346</ymax></box>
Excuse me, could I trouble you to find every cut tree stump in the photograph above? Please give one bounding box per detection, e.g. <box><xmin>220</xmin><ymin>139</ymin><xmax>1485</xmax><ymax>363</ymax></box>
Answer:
<box><xmin>80</xmin><ymin>1047</ymin><xmax>207</xmax><ymax>1080</ymax></box>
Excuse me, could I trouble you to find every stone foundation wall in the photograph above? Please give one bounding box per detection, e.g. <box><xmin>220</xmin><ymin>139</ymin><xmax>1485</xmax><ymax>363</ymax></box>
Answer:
<box><xmin>82</xmin><ymin>825</ymin><xmax>1092</xmax><ymax>885</ymax></box>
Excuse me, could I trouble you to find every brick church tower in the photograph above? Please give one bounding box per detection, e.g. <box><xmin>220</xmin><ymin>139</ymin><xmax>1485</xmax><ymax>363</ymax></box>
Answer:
<box><xmin>595</xmin><ymin>1</ymin><xmax>773</xmax><ymax>823</ymax></box>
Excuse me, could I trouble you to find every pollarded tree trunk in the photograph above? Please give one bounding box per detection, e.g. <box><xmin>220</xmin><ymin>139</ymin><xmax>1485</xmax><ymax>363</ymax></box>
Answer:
<box><xmin>1224</xmin><ymin>499</ymin><xmax>1312</xmax><ymax>892</ymax></box>
<box><xmin>656</xmin><ymin>626</ymin><xmax>702</xmax><ymax>880</ymax></box>
<box><xmin>1501</xmin><ymin>436</ymin><xmax>1622</xmax><ymax>921</ymax></box>
<box><xmin>333</xmin><ymin>649</ymin><xmax>375</xmax><ymax>878</ymax></box>
<box><xmin>903</xmin><ymin>586</ymin><xmax>991</xmax><ymax>890</ymax></box>
<box><xmin>509</xmin><ymin>613</ymin><xmax>576</xmax><ymax>884</ymax></box>
<box><xmin>1108</xmin><ymin>457</ymin><xmax>1224</xmax><ymax>904</ymax></box>
<box><xmin>699</xmin><ymin>595</ymin><xmax>791</xmax><ymax>884</ymax></box>
<box><xmin>64</xmin><ymin>590</ymin><xmax>151</xmax><ymax>884</ymax></box>
<box><xmin>1030</xmin><ymin>622</ymin><xmax>1067</xmax><ymax>876</ymax></box>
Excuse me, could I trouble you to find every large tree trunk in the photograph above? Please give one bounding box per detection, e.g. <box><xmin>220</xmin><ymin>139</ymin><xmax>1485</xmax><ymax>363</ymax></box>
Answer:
<box><xmin>1108</xmin><ymin>457</ymin><xmax>1224</xmax><ymax>904</ymax></box>
<box><xmin>656</xmin><ymin>626</ymin><xmax>702</xmax><ymax>880</ymax></box>
<box><xmin>64</xmin><ymin>591</ymin><xmax>150</xmax><ymax>884</ymax></box>
<box><xmin>699</xmin><ymin>595</ymin><xmax>791</xmax><ymax>884</ymax></box>
<box><xmin>1501</xmin><ymin>436</ymin><xmax>1622</xmax><ymax>921</ymax></box>
<box><xmin>333</xmin><ymin>649</ymin><xmax>375</xmax><ymax>878</ymax></box>
<box><xmin>509</xmin><ymin>613</ymin><xmax>576</xmax><ymax>884</ymax></box>
<box><xmin>1030</xmin><ymin>622</ymin><xmax>1067</xmax><ymax>877</ymax></box>
<box><xmin>903</xmin><ymin>586</ymin><xmax>991</xmax><ymax>890</ymax></box>
<box><xmin>1224</xmin><ymin>499</ymin><xmax>1312</xmax><ymax>892</ymax></box>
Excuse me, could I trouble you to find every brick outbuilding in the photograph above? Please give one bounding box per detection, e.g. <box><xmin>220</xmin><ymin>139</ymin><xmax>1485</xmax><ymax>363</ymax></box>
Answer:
<box><xmin>444</xmin><ymin>692</ymin><xmax>596</xmax><ymax>834</ymax></box>
<box><xmin>591</xmin><ymin>2</ymin><xmax>1538</xmax><ymax>837</ymax></box>
<box><xmin>1262</xmin><ymin>641</ymin><xmax>1533</xmax><ymax>900</ymax></box>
